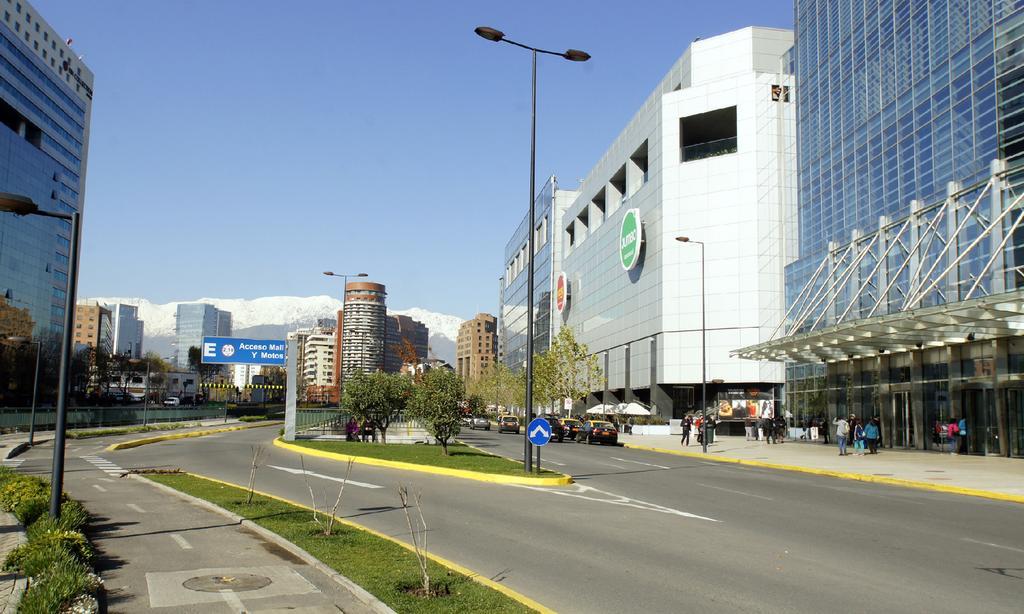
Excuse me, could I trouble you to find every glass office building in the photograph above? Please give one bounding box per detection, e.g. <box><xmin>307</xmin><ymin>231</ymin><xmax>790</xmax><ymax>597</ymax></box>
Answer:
<box><xmin>0</xmin><ymin>2</ymin><xmax>93</xmax><ymax>336</ymax></box>
<box><xmin>499</xmin><ymin>177</ymin><xmax>576</xmax><ymax>372</ymax></box>
<box><xmin>737</xmin><ymin>1</ymin><xmax>1024</xmax><ymax>457</ymax></box>
<box><xmin>174</xmin><ymin>304</ymin><xmax>232</xmax><ymax>368</ymax></box>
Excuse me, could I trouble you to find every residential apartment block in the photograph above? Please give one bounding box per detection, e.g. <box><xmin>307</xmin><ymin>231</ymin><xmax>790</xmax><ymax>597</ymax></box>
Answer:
<box><xmin>456</xmin><ymin>313</ymin><xmax>497</xmax><ymax>381</ymax></box>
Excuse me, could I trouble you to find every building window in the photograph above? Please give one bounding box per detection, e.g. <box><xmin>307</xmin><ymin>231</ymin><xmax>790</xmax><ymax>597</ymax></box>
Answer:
<box><xmin>680</xmin><ymin>106</ymin><xmax>738</xmax><ymax>162</ymax></box>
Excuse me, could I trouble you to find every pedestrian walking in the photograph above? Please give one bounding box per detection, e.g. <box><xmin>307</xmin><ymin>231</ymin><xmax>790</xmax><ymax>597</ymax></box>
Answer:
<box><xmin>957</xmin><ymin>416</ymin><xmax>968</xmax><ymax>454</ymax></box>
<box><xmin>681</xmin><ymin>416</ymin><xmax>692</xmax><ymax>447</ymax></box>
<box><xmin>833</xmin><ymin>415</ymin><xmax>850</xmax><ymax>456</ymax></box>
<box><xmin>853</xmin><ymin>419</ymin><xmax>866</xmax><ymax>455</ymax></box>
<box><xmin>865</xmin><ymin>418</ymin><xmax>880</xmax><ymax>454</ymax></box>
<box><xmin>947</xmin><ymin>418</ymin><xmax>960</xmax><ymax>454</ymax></box>
<box><xmin>821</xmin><ymin>414</ymin><xmax>831</xmax><ymax>444</ymax></box>
<box><xmin>745</xmin><ymin>417</ymin><xmax>754</xmax><ymax>441</ymax></box>
<box><xmin>774</xmin><ymin>415</ymin><xmax>787</xmax><ymax>443</ymax></box>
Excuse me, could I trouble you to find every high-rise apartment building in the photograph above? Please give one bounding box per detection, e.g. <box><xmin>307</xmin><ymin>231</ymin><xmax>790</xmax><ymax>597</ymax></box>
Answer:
<box><xmin>456</xmin><ymin>313</ymin><xmax>497</xmax><ymax>381</ymax></box>
<box><xmin>174</xmin><ymin>303</ymin><xmax>232</xmax><ymax>368</ymax></box>
<box><xmin>384</xmin><ymin>314</ymin><xmax>429</xmax><ymax>373</ymax></box>
<box><xmin>737</xmin><ymin>3</ymin><xmax>1024</xmax><ymax>458</ymax></box>
<box><xmin>333</xmin><ymin>282</ymin><xmax>387</xmax><ymax>387</ymax></box>
<box><xmin>292</xmin><ymin>321</ymin><xmax>337</xmax><ymax>403</ymax></box>
<box><xmin>108</xmin><ymin>302</ymin><xmax>143</xmax><ymax>358</ymax></box>
<box><xmin>0</xmin><ymin>1</ymin><xmax>93</xmax><ymax>336</ymax></box>
<box><xmin>73</xmin><ymin>301</ymin><xmax>111</xmax><ymax>354</ymax></box>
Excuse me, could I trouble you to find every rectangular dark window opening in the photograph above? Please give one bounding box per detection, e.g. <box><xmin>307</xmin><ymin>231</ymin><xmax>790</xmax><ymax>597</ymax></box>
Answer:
<box><xmin>610</xmin><ymin>165</ymin><xmax>626</xmax><ymax>200</ymax></box>
<box><xmin>680</xmin><ymin>105</ymin><xmax>738</xmax><ymax>162</ymax></box>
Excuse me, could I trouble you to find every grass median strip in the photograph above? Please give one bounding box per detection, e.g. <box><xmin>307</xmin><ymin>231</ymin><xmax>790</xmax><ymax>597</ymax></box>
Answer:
<box><xmin>68</xmin><ymin>422</ymin><xmax>199</xmax><ymax>439</ymax></box>
<box><xmin>145</xmin><ymin>473</ymin><xmax>537</xmax><ymax>613</ymax></box>
<box><xmin>283</xmin><ymin>439</ymin><xmax>562</xmax><ymax>478</ymax></box>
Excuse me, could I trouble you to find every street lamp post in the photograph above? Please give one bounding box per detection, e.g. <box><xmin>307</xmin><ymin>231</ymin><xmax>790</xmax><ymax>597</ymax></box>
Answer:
<box><xmin>7</xmin><ymin>337</ymin><xmax>41</xmax><ymax>446</ymax></box>
<box><xmin>0</xmin><ymin>193</ymin><xmax>81</xmax><ymax>518</ymax></box>
<box><xmin>323</xmin><ymin>272</ymin><xmax>367</xmax><ymax>407</ymax></box>
<box><xmin>474</xmin><ymin>26</ymin><xmax>590</xmax><ymax>472</ymax></box>
<box><xmin>676</xmin><ymin>237</ymin><xmax>708</xmax><ymax>453</ymax></box>
<box><xmin>129</xmin><ymin>357</ymin><xmax>153</xmax><ymax>427</ymax></box>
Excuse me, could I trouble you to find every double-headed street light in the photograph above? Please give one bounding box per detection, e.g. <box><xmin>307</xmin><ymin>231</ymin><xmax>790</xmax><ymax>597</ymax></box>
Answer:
<box><xmin>474</xmin><ymin>26</ymin><xmax>589</xmax><ymax>472</ymax></box>
<box><xmin>0</xmin><ymin>192</ymin><xmax>81</xmax><ymax>518</ymax></box>
<box><xmin>676</xmin><ymin>236</ymin><xmax>709</xmax><ymax>453</ymax></box>
<box><xmin>7</xmin><ymin>336</ymin><xmax>41</xmax><ymax>446</ymax></box>
<box><xmin>323</xmin><ymin>272</ymin><xmax>368</xmax><ymax>406</ymax></box>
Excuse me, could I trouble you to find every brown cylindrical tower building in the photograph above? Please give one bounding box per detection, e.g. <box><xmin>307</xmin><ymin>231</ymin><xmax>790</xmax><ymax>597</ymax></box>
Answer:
<box><xmin>334</xmin><ymin>282</ymin><xmax>387</xmax><ymax>393</ymax></box>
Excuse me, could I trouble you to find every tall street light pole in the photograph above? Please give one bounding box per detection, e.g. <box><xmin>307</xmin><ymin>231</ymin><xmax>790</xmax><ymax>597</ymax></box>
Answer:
<box><xmin>474</xmin><ymin>26</ymin><xmax>590</xmax><ymax>472</ymax></box>
<box><xmin>7</xmin><ymin>337</ymin><xmax>41</xmax><ymax>446</ymax></box>
<box><xmin>323</xmin><ymin>272</ymin><xmax>368</xmax><ymax>407</ymax></box>
<box><xmin>0</xmin><ymin>193</ymin><xmax>81</xmax><ymax>517</ymax></box>
<box><xmin>676</xmin><ymin>237</ymin><xmax>708</xmax><ymax>453</ymax></box>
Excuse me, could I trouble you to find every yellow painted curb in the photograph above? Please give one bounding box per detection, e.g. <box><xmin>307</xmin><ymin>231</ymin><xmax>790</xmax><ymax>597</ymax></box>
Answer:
<box><xmin>167</xmin><ymin>472</ymin><xmax>553</xmax><ymax>614</ymax></box>
<box><xmin>623</xmin><ymin>442</ymin><xmax>1024</xmax><ymax>505</ymax></box>
<box><xmin>274</xmin><ymin>438</ymin><xmax>573</xmax><ymax>487</ymax></box>
<box><xmin>106</xmin><ymin>422</ymin><xmax>283</xmax><ymax>451</ymax></box>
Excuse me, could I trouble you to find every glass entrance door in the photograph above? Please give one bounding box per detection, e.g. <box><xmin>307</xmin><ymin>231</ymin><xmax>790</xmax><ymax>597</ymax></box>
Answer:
<box><xmin>891</xmin><ymin>391</ymin><xmax>913</xmax><ymax>448</ymax></box>
<box><xmin>963</xmin><ymin>388</ymin><xmax>997</xmax><ymax>455</ymax></box>
<box><xmin>1006</xmin><ymin>389</ymin><xmax>1024</xmax><ymax>458</ymax></box>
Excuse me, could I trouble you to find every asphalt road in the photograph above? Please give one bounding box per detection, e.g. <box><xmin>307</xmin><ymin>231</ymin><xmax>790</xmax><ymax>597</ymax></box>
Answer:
<box><xmin>15</xmin><ymin>426</ymin><xmax>1024</xmax><ymax>613</ymax></box>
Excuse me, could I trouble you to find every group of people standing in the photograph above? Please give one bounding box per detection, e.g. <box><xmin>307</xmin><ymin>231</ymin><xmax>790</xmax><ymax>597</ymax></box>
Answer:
<box><xmin>344</xmin><ymin>417</ymin><xmax>378</xmax><ymax>442</ymax></box>
<box><xmin>679</xmin><ymin>415</ymin><xmax>717</xmax><ymax>446</ymax></box>
<box><xmin>934</xmin><ymin>418</ymin><xmax>969</xmax><ymax>454</ymax></box>
<box><xmin>744</xmin><ymin>416</ymin><xmax>787</xmax><ymax>443</ymax></box>
<box><xmin>832</xmin><ymin>415</ymin><xmax>881</xmax><ymax>456</ymax></box>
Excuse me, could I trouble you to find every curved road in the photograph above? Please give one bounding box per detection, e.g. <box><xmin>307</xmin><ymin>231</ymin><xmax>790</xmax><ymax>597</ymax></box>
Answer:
<box><xmin>16</xmin><ymin>426</ymin><xmax>1024</xmax><ymax>613</ymax></box>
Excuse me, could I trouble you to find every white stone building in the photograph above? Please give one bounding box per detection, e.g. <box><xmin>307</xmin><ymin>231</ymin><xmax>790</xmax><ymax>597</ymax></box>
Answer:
<box><xmin>556</xmin><ymin>26</ymin><xmax>796</xmax><ymax>426</ymax></box>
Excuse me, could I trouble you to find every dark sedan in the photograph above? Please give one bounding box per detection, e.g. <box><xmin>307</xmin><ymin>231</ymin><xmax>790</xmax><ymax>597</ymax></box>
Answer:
<box><xmin>543</xmin><ymin>416</ymin><xmax>565</xmax><ymax>442</ymax></box>
<box><xmin>560</xmin><ymin>418</ymin><xmax>583</xmax><ymax>441</ymax></box>
<box><xmin>578</xmin><ymin>420</ymin><xmax>618</xmax><ymax>445</ymax></box>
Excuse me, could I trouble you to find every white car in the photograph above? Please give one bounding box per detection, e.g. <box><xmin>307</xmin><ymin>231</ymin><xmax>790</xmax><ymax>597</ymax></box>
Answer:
<box><xmin>163</xmin><ymin>397</ymin><xmax>180</xmax><ymax>407</ymax></box>
<box><xmin>128</xmin><ymin>392</ymin><xmax>145</xmax><ymax>402</ymax></box>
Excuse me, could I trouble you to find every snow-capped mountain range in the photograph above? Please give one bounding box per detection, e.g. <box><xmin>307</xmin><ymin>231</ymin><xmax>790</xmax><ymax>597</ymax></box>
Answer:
<box><xmin>83</xmin><ymin>296</ymin><xmax>465</xmax><ymax>364</ymax></box>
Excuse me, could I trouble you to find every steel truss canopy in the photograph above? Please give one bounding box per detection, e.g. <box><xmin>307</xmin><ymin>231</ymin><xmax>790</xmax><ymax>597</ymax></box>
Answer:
<box><xmin>735</xmin><ymin>159</ymin><xmax>1024</xmax><ymax>363</ymax></box>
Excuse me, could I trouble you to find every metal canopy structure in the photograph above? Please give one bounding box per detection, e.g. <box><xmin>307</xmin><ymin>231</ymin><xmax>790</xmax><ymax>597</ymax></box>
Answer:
<box><xmin>735</xmin><ymin>160</ymin><xmax>1024</xmax><ymax>363</ymax></box>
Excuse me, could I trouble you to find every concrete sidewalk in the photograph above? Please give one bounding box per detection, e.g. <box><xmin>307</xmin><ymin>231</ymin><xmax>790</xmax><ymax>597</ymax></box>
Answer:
<box><xmin>619</xmin><ymin>432</ymin><xmax>1024</xmax><ymax>500</ymax></box>
<box><xmin>59</xmin><ymin>458</ymin><xmax>385</xmax><ymax>613</ymax></box>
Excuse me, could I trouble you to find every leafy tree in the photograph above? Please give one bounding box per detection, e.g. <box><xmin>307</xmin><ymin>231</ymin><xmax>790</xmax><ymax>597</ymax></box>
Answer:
<box><xmin>343</xmin><ymin>371</ymin><xmax>412</xmax><ymax>444</ymax></box>
<box><xmin>538</xmin><ymin>327</ymin><xmax>603</xmax><ymax>416</ymax></box>
<box><xmin>468</xmin><ymin>362</ymin><xmax>518</xmax><ymax>414</ymax></box>
<box><xmin>408</xmin><ymin>368</ymin><xmax>464</xmax><ymax>455</ymax></box>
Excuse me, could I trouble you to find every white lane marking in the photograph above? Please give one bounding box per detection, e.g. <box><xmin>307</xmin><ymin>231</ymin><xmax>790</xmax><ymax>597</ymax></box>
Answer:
<box><xmin>611</xmin><ymin>457</ymin><xmax>670</xmax><ymax>470</ymax></box>
<box><xmin>538</xmin><ymin>458</ymin><xmax>566</xmax><ymax>466</ymax></box>
<box><xmin>219</xmin><ymin>589</ymin><xmax>245</xmax><ymax>611</ymax></box>
<box><xmin>97</xmin><ymin>477</ymin><xmax>114</xmax><ymax>483</ymax></box>
<box><xmin>962</xmin><ymin>537</ymin><xmax>1024</xmax><ymax>554</ymax></box>
<box><xmin>92</xmin><ymin>484</ymin><xmax>107</xmax><ymax>492</ymax></box>
<box><xmin>1</xmin><ymin>459</ymin><xmax>25</xmax><ymax>467</ymax></box>
<box><xmin>515</xmin><ymin>483</ymin><xmax>719</xmax><ymax>522</ymax></box>
<box><xmin>696</xmin><ymin>482</ymin><xmax>774</xmax><ymax>501</ymax></box>
<box><xmin>267</xmin><ymin>465</ymin><xmax>383</xmax><ymax>489</ymax></box>
<box><xmin>126</xmin><ymin>503</ymin><xmax>146</xmax><ymax>513</ymax></box>
<box><xmin>600</xmin><ymin>462</ymin><xmax>627</xmax><ymax>469</ymax></box>
<box><xmin>169</xmin><ymin>533</ymin><xmax>193</xmax><ymax>550</ymax></box>
<box><xmin>81</xmin><ymin>456</ymin><xmax>125</xmax><ymax>475</ymax></box>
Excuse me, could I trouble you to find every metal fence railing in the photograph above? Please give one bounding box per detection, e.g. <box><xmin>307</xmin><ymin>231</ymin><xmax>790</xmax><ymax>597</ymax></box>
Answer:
<box><xmin>0</xmin><ymin>406</ymin><xmax>229</xmax><ymax>432</ymax></box>
<box><xmin>295</xmin><ymin>408</ymin><xmax>347</xmax><ymax>436</ymax></box>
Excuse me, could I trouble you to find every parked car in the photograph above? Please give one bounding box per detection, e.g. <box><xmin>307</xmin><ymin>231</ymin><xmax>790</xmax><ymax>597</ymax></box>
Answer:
<box><xmin>559</xmin><ymin>418</ymin><xmax>583</xmax><ymax>441</ymax></box>
<box><xmin>578</xmin><ymin>420</ymin><xmax>618</xmax><ymax>445</ymax></box>
<box><xmin>470</xmin><ymin>416</ymin><xmax>491</xmax><ymax>430</ymax></box>
<box><xmin>163</xmin><ymin>396</ymin><xmax>180</xmax><ymax>407</ymax></box>
<box><xmin>127</xmin><ymin>392</ymin><xmax>145</xmax><ymax>402</ymax></box>
<box><xmin>543</xmin><ymin>416</ymin><xmax>565</xmax><ymax>442</ymax></box>
<box><xmin>498</xmin><ymin>415</ymin><xmax>520</xmax><ymax>434</ymax></box>
<box><xmin>460</xmin><ymin>415</ymin><xmax>473</xmax><ymax>427</ymax></box>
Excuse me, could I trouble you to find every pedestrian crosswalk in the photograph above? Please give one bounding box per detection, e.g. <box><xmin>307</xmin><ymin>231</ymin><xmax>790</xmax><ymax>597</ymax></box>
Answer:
<box><xmin>1</xmin><ymin>458</ymin><xmax>25</xmax><ymax>468</ymax></box>
<box><xmin>81</xmin><ymin>455</ymin><xmax>125</xmax><ymax>476</ymax></box>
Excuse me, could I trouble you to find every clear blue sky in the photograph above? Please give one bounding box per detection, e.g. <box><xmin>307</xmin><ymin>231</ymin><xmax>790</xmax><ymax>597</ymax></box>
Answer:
<box><xmin>35</xmin><ymin>0</ymin><xmax>791</xmax><ymax>319</ymax></box>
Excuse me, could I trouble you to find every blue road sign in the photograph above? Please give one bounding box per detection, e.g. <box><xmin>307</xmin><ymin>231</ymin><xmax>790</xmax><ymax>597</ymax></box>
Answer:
<box><xmin>201</xmin><ymin>336</ymin><xmax>286</xmax><ymax>366</ymax></box>
<box><xmin>527</xmin><ymin>417</ymin><xmax>552</xmax><ymax>446</ymax></box>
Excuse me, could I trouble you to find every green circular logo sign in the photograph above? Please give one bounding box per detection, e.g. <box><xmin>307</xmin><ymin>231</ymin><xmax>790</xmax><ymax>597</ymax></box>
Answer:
<box><xmin>619</xmin><ymin>208</ymin><xmax>642</xmax><ymax>271</ymax></box>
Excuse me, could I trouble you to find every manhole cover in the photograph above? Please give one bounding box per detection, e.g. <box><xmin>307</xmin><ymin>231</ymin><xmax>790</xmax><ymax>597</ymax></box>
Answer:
<box><xmin>184</xmin><ymin>574</ymin><xmax>272</xmax><ymax>593</ymax></box>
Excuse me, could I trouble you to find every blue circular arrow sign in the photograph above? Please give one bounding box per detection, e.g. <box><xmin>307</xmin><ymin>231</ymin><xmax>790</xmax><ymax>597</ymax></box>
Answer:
<box><xmin>527</xmin><ymin>417</ymin><xmax>552</xmax><ymax>446</ymax></box>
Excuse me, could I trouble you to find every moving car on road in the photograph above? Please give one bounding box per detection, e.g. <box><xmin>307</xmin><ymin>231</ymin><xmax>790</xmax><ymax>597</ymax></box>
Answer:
<box><xmin>578</xmin><ymin>420</ymin><xmax>618</xmax><ymax>445</ymax></box>
<box><xmin>470</xmin><ymin>416</ymin><xmax>491</xmax><ymax>430</ymax></box>
<box><xmin>163</xmin><ymin>396</ymin><xmax>180</xmax><ymax>407</ymax></box>
<box><xmin>543</xmin><ymin>416</ymin><xmax>565</xmax><ymax>442</ymax></box>
<box><xmin>498</xmin><ymin>415</ymin><xmax>520</xmax><ymax>434</ymax></box>
<box><xmin>560</xmin><ymin>418</ymin><xmax>583</xmax><ymax>441</ymax></box>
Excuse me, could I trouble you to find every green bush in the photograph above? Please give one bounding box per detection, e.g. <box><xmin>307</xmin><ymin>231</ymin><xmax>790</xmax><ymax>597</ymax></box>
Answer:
<box><xmin>55</xmin><ymin>499</ymin><xmax>90</xmax><ymax>533</ymax></box>
<box><xmin>6</xmin><ymin>542</ymin><xmax>73</xmax><ymax>578</ymax></box>
<box><xmin>0</xmin><ymin>475</ymin><xmax>47</xmax><ymax>512</ymax></box>
<box><xmin>17</xmin><ymin>554</ymin><xmax>100</xmax><ymax>614</ymax></box>
<box><xmin>13</xmin><ymin>495</ymin><xmax>48</xmax><ymax>526</ymax></box>
<box><xmin>0</xmin><ymin>465</ymin><xmax>15</xmax><ymax>485</ymax></box>
<box><xmin>238</xmin><ymin>415</ymin><xmax>268</xmax><ymax>422</ymax></box>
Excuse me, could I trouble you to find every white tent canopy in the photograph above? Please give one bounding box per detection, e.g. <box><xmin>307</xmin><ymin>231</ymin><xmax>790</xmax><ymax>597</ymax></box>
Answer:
<box><xmin>614</xmin><ymin>402</ymin><xmax>651</xmax><ymax>416</ymax></box>
<box><xmin>586</xmin><ymin>403</ymin><xmax>617</xmax><ymax>414</ymax></box>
